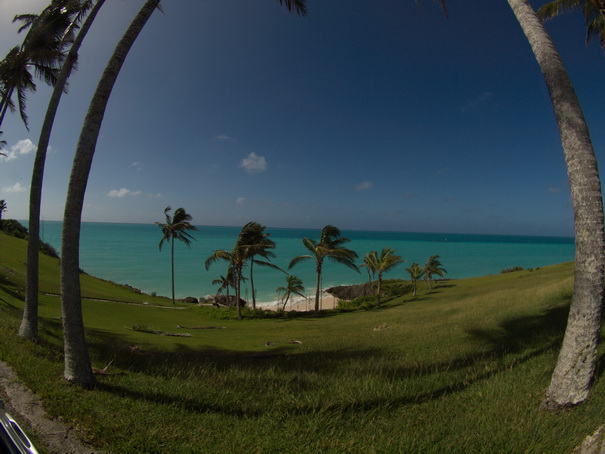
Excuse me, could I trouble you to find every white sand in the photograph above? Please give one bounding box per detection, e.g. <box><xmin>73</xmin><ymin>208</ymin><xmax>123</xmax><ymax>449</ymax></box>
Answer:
<box><xmin>258</xmin><ymin>293</ymin><xmax>339</xmax><ymax>312</ymax></box>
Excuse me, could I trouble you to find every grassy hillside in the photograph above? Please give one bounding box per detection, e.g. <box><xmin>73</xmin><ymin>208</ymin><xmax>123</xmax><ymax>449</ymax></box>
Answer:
<box><xmin>0</xmin><ymin>232</ymin><xmax>603</xmax><ymax>453</ymax></box>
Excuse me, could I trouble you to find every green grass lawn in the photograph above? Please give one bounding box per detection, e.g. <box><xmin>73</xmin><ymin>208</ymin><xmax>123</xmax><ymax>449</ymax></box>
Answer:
<box><xmin>0</xmin><ymin>232</ymin><xmax>603</xmax><ymax>453</ymax></box>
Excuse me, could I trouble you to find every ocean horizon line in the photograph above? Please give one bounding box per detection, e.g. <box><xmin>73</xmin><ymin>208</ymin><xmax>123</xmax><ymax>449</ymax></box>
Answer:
<box><xmin>26</xmin><ymin>219</ymin><xmax>575</xmax><ymax>242</ymax></box>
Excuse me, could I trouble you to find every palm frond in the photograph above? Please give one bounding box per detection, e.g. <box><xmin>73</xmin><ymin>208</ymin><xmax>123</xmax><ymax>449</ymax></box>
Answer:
<box><xmin>289</xmin><ymin>255</ymin><xmax>311</xmax><ymax>269</ymax></box>
<box><xmin>276</xmin><ymin>0</ymin><xmax>308</xmax><ymax>16</ymax></box>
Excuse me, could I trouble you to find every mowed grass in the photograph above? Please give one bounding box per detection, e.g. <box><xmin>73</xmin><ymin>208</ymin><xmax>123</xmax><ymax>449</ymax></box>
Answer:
<box><xmin>0</xmin><ymin>232</ymin><xmax>603</xmax><ymax>453</ymax></box>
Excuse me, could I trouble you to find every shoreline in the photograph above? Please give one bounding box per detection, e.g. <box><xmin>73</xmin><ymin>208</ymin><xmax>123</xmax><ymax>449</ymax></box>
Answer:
<box><xmin>256</xmin><ymin>293</ymin><xmax>339</xmax><ymax>312</ymax></box>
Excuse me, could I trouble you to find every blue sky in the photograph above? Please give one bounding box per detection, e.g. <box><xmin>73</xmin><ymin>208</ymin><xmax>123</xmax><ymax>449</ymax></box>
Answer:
<box><xmin>1</xmin><ymin>0</ymin><xmax>604</xmax><ymax>236</ymax></box>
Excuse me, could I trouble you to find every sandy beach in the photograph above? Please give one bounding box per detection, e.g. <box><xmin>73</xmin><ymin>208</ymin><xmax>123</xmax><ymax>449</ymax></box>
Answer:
<box><xmin>258</xmin><ymin>293</ymin><xmax>339</xmax><ymax>312</ymax></box>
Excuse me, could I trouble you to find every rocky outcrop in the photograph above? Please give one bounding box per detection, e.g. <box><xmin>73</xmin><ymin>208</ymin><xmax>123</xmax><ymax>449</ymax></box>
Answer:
<box><xmin>212</xmin><ymin>295</ymin><xmax>247</xmax><ymax>307</ymax></box>
<box><xmin>182</xmin><ymin>297</ymin><xmax>198</xmax><ymax>304</ymax></box>
<box><xmin>325</xmin><ymin>282</ymin><xmax>375</xmax><ymax>301</ymax></box>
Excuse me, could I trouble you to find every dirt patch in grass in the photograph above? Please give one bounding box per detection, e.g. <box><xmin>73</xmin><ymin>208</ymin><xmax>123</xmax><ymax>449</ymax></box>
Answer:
<box><xmin>0</xmin><ymin>360</ymin><xmax>104</xmax><ymax>454</ymax></box>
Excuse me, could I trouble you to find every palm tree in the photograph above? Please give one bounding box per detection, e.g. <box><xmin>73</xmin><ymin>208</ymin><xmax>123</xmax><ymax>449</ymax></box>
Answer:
<box><xmin>238</xmin><ymin>222</ymin><xmax>279</xmax><ymax>310</ymax></box>
<box><xmin>156</xmin><ymin>206</ymin><xmax>198</xmax><ymax>305</ymax></box>
<box><xmin>21</xmin><ymin>0</ymin><xmax>105</xmax><ymax>342</ymax></box>
<box><xmin>424</xmin><ymin>255</ymin><xmax>447</xmax><ymax>290</ymax></box>
<box><xmin>276</xmin><ymin>275</ymin><xmax>306</xmax><ymax>311</ymax></box>
<box><xmin>0</xmin><ymin>199</ymin><xmax>6</xmax><ymax>225</ymax></box>
<box><xmin>0</xmin><ymin>0</ymin><xmax>80</xmax><ymax>128</ymax></box>
<box><xmin>507</xmin><ymin>0</ymin><xmax>605</xmax><ymax>410</ymax></box>
<box><xmin>289</xmin><ymin>225</ymin><xmax>359</xmax><ymax>315</ymax></box>
<box><xmin>365</xmin><ymin>248</ymin><xmax>405</xmax><ymax>307</ymax></box>
<box><xmin>537</xmin><ymin>0</ymin><xmax>605</xmax><ymax>51</ymax></box>
<box><xmin>60</xmin><ymin>0</ymin><xmax>161</xmax><ymax>388</ymax></box>
<box><xmin>405</xmin><ymin>263</ymin><xmax>424</xmax><ymax>297</ymax></box>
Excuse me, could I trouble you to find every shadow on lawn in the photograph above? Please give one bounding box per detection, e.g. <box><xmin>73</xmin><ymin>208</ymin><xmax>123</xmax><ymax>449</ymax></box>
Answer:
<box><xmin>80</xmin><ymin>302</ymin><xmax>573</xmax><ymax>416</ymax></box>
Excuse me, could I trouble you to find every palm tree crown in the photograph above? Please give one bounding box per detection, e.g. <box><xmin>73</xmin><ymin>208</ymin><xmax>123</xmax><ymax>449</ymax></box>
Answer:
<box><xmin>289</xmin><ymin>225</ymin><xmax>358</xmax><ymax>315</ymax></box>
<box><xmin>0</xmin><ymin>0</ymin><xmax>83</xmax><ymax>128</ymax></box>
<box><xmin>538</xmin><ymin>0</ymin><xmax>605</xmax><ymax>51</ymax></box>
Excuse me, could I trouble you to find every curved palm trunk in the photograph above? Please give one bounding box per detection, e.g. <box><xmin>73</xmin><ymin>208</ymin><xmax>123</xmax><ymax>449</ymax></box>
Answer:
<box><xmin>282</xmin><ymin>292</ymin><xmax>291</xmax><ymax>311</ymax></box>
<box><xmin>508</xmin><ymin>0</ymin><xmax>605</xmax><ymax>409</ymax></box>
<box><xmin>376</xmin><ymin>272</ymin><xmax>383</xmax><ymax>307</ymax></box>
<box><xmin>61</xmin><ymin>0</ymin><xmax>160</xmax><ymax>387</ymax></box>
<box><xmin>20</xmin><ymin>0</ymin><xmax>107</xmax><ymax>342</ymax></box>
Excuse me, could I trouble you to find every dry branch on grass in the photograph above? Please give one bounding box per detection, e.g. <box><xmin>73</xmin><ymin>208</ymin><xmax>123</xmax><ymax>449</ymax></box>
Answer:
<box><xmin>127</xmin><ymin>325</ymin><xmax>192</xmax><ymax>337</ymax></box>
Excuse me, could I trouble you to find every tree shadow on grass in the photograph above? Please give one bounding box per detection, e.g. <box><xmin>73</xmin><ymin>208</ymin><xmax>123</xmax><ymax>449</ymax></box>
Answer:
<box><xmin>77</xmin><ymin>303</ymin><xmax>573</xmax><ymax>417</ymax></box>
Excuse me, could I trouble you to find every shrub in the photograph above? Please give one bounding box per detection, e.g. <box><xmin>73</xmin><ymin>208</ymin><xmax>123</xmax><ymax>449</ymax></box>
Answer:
<box><xmin>1</xmin><ymin>219</ymin><xmax>59</xmax><ymax>257</ymax></box>
<box><xmin>501</xmin><ymin>266</ymin><xmax>525</xmax><ymax>274</ymax></box>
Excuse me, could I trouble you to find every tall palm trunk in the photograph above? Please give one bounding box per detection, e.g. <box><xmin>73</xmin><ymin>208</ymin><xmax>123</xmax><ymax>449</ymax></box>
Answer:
<box><xmin>314</xmin><ymin>260</ymin><xmax>322</xmax><ymax>315</ymax></box>
<box><xmin>61</xmin><ymin>0</ymin><xmax>160</xmax><ymax>387</ymax></box>
<box><xmin>376</xmin><ymin>272</ymin><xmax>383</xmax><ymax>307</ymax></box>
<box><xmin>20</xmin><ymin>0</ymin><xmax>106</xmax><ymax>342</ymax></box>
<box><xmin>171</xmin><ymin>237</ymin><xmax>175</xmax><ymax>305</ymax></box>
<box><xmin>249</xmin><ymin>257</ymin><xmax>256</xmax><ymax>310</ymax></box>
<box><xmin>508</xmin><ymin>0</ymin><xmax>605</xmax><ymax>409</ymax></box>
<box><xmin>235</xmin><ymin>265</ymin><xmax>243</xmax><ymax>320</ymax></box>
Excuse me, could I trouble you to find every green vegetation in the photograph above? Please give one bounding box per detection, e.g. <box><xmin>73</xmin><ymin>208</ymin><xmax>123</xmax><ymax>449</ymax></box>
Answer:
<box><xmin>0</xmin><ymin>232</ymin><xmax>603</xmax><ymax>453</ymax></box>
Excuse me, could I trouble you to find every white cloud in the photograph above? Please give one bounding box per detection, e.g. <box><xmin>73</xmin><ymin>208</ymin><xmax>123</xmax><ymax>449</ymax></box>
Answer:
<box><xmin>240</xmin><ymin>152</ymin><xmax>267</xmax><ymax>173</ymax></box>
<box><xmin>3</xmin><ymin>182</ymin><xmax>28</xmax><ymax>193</ymax></box>
<box><xmin>1</xmin><ymin>139</ymin><xmax>37</xmax><ymax>162</ymax></box>
<box><xmin>131</xmin><ymin>162</ymin><xmax>142</xmax><ymax>171</ymax></box>
<box><xmin>236</xmin><ymin>197</ymin><xmax>246</xmax><ymax>205</ymax></box>
<box><xmin>147</xmin><ymin>193</ymin><xmax>164</xmax><ymax>199</ymax></box>
<box><xmin>107</xmin><ymin>187</ymin><xmax>141</xmax><ymax>198</ymax></box>
<box><xmin>215</xmin><ymin>135</ymin><xmax>232</xmax><ymax>141</ymax></box>
<box><xmin>354</xmin><ymin>180</ymin><xmax>373</xmax><ymax>191</ymax></box>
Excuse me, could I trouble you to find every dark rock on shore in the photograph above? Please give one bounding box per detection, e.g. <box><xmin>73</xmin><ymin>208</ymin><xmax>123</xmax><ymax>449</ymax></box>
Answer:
<box><xmin>182</xmin><ymin>297</ymin><xmax>199</xmax><ymax>304</ymax></box>
<box><xmin>212</xmin><ymin>295</ymin><xmax>247</xmax><ymax>307</ymax></box>
<box><xmin>325</xmin><ymin>282</ymin><xmax>376</xmax><ymax>301</ymax></box>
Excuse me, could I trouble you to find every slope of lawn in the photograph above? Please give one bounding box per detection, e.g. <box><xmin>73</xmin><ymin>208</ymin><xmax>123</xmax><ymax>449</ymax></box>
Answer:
<box><xmin>0</xmin><ymin>231</ymin><xmax>603</xmax><ymax>453</ymax></box>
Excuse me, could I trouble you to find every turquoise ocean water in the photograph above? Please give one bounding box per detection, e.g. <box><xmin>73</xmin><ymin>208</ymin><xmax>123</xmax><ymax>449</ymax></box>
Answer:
<box><xmin>32</xmin><ymin>221</ymin><xmax>575</xmax><ymax>305</ymax></box>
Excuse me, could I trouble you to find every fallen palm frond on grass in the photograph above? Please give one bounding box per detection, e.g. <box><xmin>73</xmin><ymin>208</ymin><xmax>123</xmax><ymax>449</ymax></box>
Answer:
<box><xmin>128</xmin><ymin>324</ymin><xmax>192</xmax><ymax>337</ymax></box>
<box><xmin>176</xmin><ymin>325</ymin><xmax>226</xmax><ymax>329</ymax></box>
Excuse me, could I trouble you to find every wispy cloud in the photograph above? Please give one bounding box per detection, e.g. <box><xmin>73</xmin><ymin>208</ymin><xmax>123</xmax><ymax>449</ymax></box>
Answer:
<box><xmin>214</xmin><ymin>134</ymin><xmax>232</xmax><ymax>141</ymax></box>
<box><xmin>354</xmin><ymin>180</ymin><xmax>373</xmax><ymax>191</ymax></box>
<box><xmin>240</xmin><ymin>152</ymin><xmax>267</xmax><ymax>173</ymax></box>
<box><xmin>147</xmin><ymin>193</ymin><xmax>163</xmax><ymax>199</ymax></box>
<box><xmin>1</xmin><ymin>139</ymin><xmax>37</xmax><ymax>162</ymax></box>
<box><xmin>2</xmin><ymin>182</ymin><xmax>28</xmax><ymax>193</ymax></box>
<box><xmin>236</xmin><ymin>197</ymin><xmax>246</xmax><ymax>205</ymax></box>
<box><xmin>107</xmin><ymin>188</ymin><xmax>142</xmax><ymax>198</ymax></box>
<box><xmin>131</xmin><ymin>162</ymin><xmax>142</xmax><ymax>171</ymax></box>
<box><xmin>462</xmin><ymin>92</ymin><xmax>494</xmax><ymax>113</ymax></box>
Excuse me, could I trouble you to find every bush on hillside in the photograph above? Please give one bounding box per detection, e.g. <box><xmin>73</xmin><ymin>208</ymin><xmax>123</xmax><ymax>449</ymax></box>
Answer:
<box><xmin>0</xmin><ymin>219</ymin><xmax>59</xmax><ymax>258</ymax></box>
<box><xmin>500</xmin><ymin>266</ymin><xmax>524</xmax><ymax>274</ymax></box>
